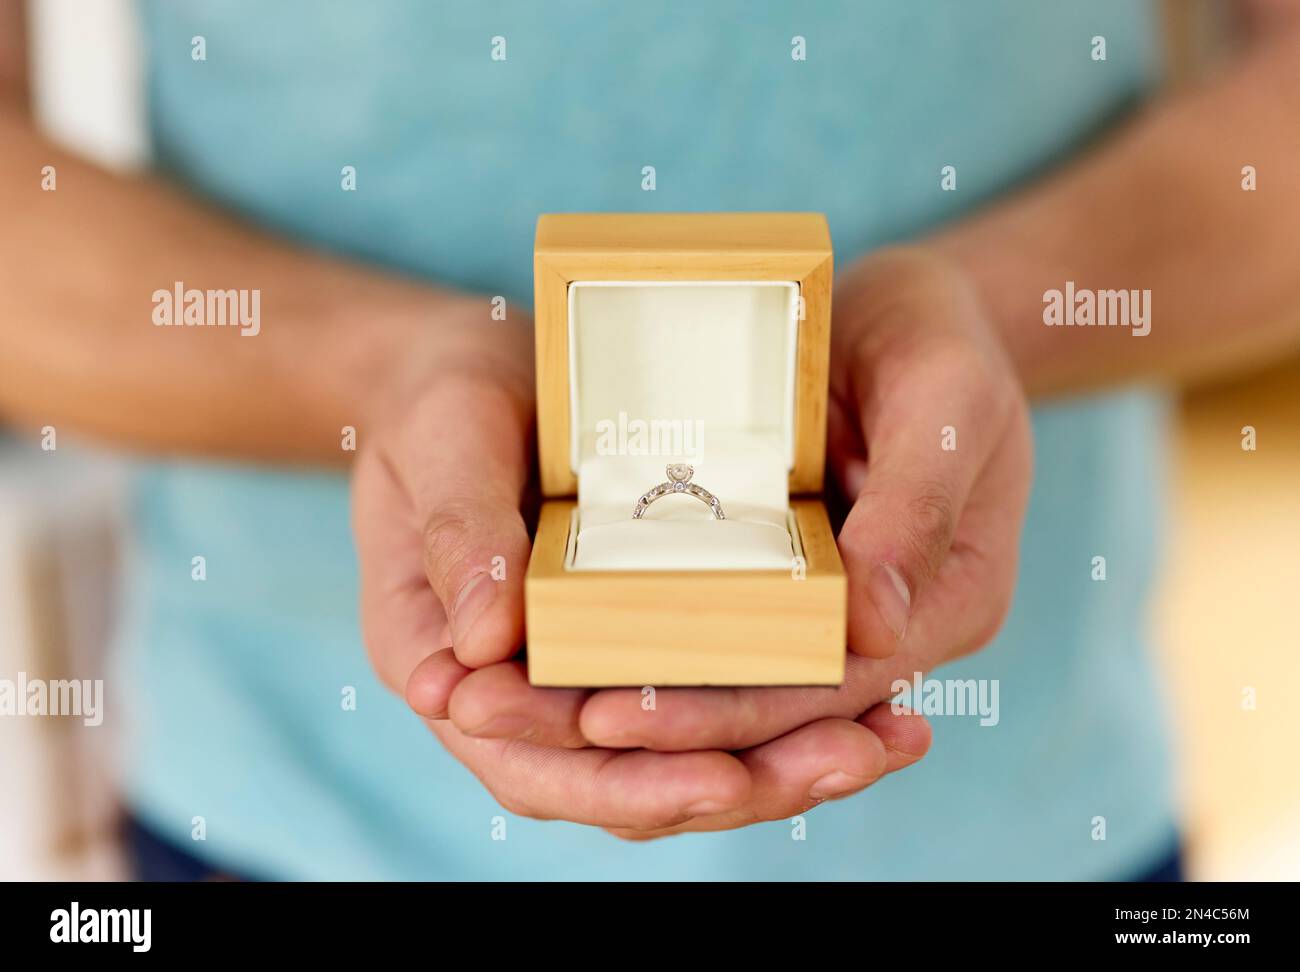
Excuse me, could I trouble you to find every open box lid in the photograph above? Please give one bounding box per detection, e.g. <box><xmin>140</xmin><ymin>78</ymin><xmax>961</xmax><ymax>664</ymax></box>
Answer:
<box><xmin>533</xmin><ymin>213</ymin><xmax>833</xmax><ymax>498</ymax></box>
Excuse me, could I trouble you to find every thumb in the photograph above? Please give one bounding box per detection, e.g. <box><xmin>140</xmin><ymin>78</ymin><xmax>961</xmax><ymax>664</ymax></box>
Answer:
<box><xmin>833</xmin><ymin>249</ymin><xmax>1022</xmax><ymax>661</ymax></box>
<box><xmin>397</xmin><ymin>377</ymin><xmax>533</xmax><ymax>668</ymax></box>
<box><xmin>421</xmin><ymin>494</ymin><xmax>530</xmax><ymax>668</ymax></box>
<box><xmin>840</xmin><ymin>464</ymin><xmax>962</xmax><ymax>658</ymax></box>
<box><xmin>838</xmin><ymin>346</ymin><xmax>997</xmax><ymax>659</ymax></box>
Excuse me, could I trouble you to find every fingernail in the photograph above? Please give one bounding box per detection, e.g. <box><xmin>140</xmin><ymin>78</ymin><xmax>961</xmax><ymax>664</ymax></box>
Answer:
<box><xmin>450</xmin><ymin>573</ymin><xmax>495</xmax><ymax>650</ymax></box>
<box><xmin>463</xmin><ymin>714</ymin><xmax>534</xmax><ymax>739</ymax></box>
<box><xmin>809</xmin><ymin>771</ymin><xmax>871</xmax><ymax>801</ymax></box>
<box><xmin>684</xmin><ymin>799</ymin><xmax>731</xmax><ymax>817</ymax></box>
<box><xmin>868</xmin><ymin>563</ymin><xmax>911</xmax><ymax>644</ymax></box>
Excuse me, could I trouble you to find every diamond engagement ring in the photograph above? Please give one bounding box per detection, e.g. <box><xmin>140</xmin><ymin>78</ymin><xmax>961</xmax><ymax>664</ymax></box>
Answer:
<box><xmin>633</xmin><ymin>463</ymin><xmax>725</xmax><ymax>520</ymax></box>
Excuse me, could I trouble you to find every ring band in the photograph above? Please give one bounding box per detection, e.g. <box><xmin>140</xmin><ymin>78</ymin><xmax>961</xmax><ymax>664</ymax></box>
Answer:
<box><xmin>633</xmin><ymin>463</ymin><xmax>725</xmax><ymax>520</ymax></box>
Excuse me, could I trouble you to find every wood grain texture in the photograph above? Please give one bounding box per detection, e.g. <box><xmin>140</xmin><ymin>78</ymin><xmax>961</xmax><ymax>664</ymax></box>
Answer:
<box><xmin>533</xmin><ymin>258</ymin><xmax>572</xmax><ymax>496</ymax></box>
<box><xmin>525</xmin><ymin>498</ymin><xmax>846</xmax><ymax>687</ymax></box>
<box><xmin>535</xmin><ymin>211</ymin><xmax>832</xmax><ymax>255</ymax></box>
<box><xmin>533</xmin><ymin>212</ymin><xmax>834</xmax><ymax>497</ymax></box>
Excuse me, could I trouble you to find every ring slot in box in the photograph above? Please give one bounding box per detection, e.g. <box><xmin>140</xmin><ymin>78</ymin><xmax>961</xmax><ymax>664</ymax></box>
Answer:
<box><xmin>526</xmin><ymin>213</ymin><xmax>846</xmax><ymax>686</ymax></box>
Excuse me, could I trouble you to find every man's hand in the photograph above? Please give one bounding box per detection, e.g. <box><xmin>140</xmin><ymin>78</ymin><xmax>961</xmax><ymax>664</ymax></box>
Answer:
<box><xmin>579</xmin><ymin>246</ymin><xmax>1033</xmax><ymax>752</ymax></box>
<box><xmin>439</xmin><ymin>247</ymin><xmax>1032</xmax><ymax>763</ymax></box>
<box><xmin>352</xmin><ymin>306</ymin><xmax>536</xmax><ymax>704</ymax></box>
<box><xmin>350</xmin><ymin>301</ymin><xmax>932</xmax><ymax>834</ymax></box>
<box><xmin>355</xmin><ymin>249</ymin><xmax>1026</xmax><ymax>835</ymax></box>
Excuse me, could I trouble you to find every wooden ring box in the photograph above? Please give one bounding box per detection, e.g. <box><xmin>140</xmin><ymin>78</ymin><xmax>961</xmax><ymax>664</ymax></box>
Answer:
<box><xmin>526</xmin><ymin>213</ymin><xmax>846</xmax><ymax>686</ymax></box>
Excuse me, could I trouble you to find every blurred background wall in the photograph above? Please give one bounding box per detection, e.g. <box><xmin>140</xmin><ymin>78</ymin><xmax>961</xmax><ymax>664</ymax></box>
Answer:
<box><xmin>1157</xmin><ymin>359</ymin><xmax>1300</xmax><ymax>880</ymax></box>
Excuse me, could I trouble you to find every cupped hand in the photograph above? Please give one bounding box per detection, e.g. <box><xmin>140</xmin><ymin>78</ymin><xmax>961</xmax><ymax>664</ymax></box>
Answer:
<box><xmin>423</xmin><ymin>247</ymin><xmax>1032</xmax><ymax>773</ymax></box>
<box><xmin>576</xmin><ymin>246</ymin><xmax>1034</xmax><ymax>751</ymax></box>
<box><xmin>351</xmin><ymin>299</ymin><xmax>931</xmax><ymax>834</ymax></box>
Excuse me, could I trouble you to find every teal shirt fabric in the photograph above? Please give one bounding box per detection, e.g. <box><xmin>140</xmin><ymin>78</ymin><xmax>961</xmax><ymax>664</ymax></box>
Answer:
<box><xmin>119</xmin><ymin>0</ymin><xmax>1178</xmax><ymax>879</ymax></box>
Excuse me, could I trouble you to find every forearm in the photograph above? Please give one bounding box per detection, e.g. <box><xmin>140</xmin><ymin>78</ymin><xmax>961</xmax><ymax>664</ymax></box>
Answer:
<box><xmin>0</xmin><ymin>102</ymin><xmax>517</xmax><ymax>465</ymax></box>
<box><xmin>933</xmin><ymin>24</ymin><xmax>1300</xmax><ymax>398</ymax></box>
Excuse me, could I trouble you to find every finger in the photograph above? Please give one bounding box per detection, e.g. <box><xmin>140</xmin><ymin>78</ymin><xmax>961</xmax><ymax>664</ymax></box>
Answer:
<box><xmin>394</xmin><ymin>378</ymin><xmax>533</xmax><ymax>668</ymax></box>
<box><xmin>430</xmin><ymin>721</ymin><xmax>752</xmax><ymax>831</ymax></box>
<box><xmin>580</xmin><ymin>654</ymin><xmax>886</xmax><ymax>752</ymax></box>
<box><xmin>607</xmin><ymin>709</ymin><xmax>928</xmax><ymax>840</ymax></box>
<box><xmin>839</xmin><ymin>331</ymin><xmax>1014</xmax><ymax>659</ymax></box>
<box><xmin>447</xmin><ymin>660</ymin><xmax>591</xmax><ymax>748</ymax></box>
<box><xmin>744</xmin><ymin>716</ymin><xmax>889</xmax><ymax>806</ymax></box>
<box><xmin>898</xmin><ymin>413</ymin><xmax>1032</xmax><ymax>670</ymax></box>
<box><xmin>858</xmin><ymin>702</ymin><xmax>933</xmax><ymax>770</ymax></box>
<box><xmin>354</xmin><ymin>447</ymin><xmax>452</xmax><ymax>695</ymax></box>
<box><xmin>405</xmin><ymin>647</ymin><xmax>472</xmax><ymax>720</ymax></box>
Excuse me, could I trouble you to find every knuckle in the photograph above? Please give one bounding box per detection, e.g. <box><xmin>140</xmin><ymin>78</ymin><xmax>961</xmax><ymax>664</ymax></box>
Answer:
<box><xmin>836</xmin><ymin>511</ymin><xmax>874</xmax><ymax>557</ymax></box>
<box><xmin>900</xmin><ymin>483</ymin><xmax>957</xmax><ymax>577</ymax></box>
<box><xmin>421</xmin><ymin>504</ymin><xmax>482</xmax><ymax>597</ymax></box>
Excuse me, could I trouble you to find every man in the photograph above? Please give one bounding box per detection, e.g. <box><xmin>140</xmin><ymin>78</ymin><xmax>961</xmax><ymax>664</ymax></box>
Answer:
<box><xmin>3</xmin><ymin>1</ymin><xmax>1297</xmax><ymax>879</ymax></box>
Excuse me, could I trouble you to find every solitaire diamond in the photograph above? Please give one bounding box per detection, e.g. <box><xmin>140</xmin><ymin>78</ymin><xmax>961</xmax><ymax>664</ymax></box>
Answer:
<box><xmin>666</xmin><ymin>463</ymin><xmax>693</xmax><ymax>483</ymax></box>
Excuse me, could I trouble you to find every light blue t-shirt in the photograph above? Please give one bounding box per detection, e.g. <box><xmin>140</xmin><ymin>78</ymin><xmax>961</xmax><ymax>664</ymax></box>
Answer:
<box><xmin>117</xmin><ymin>0</ymin><xmax>1178</xmax><ymax>879</ymax></box>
